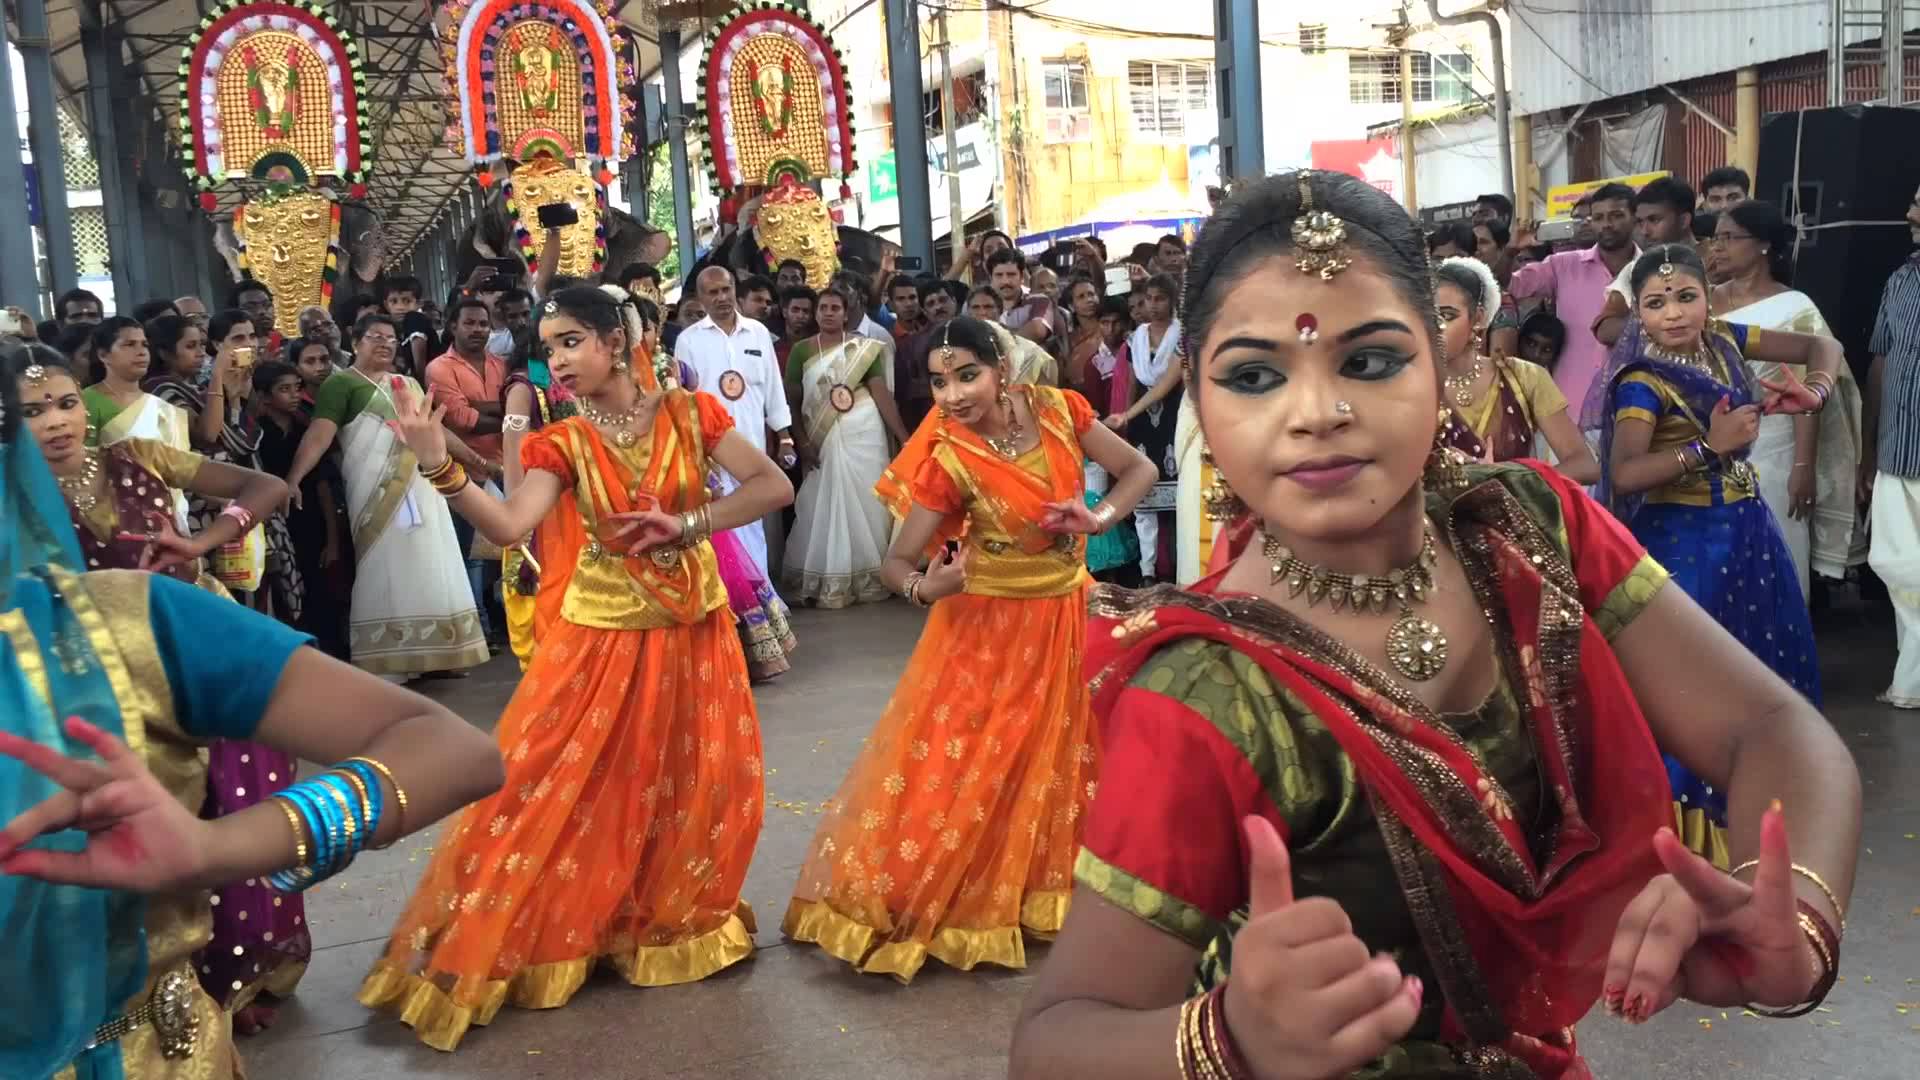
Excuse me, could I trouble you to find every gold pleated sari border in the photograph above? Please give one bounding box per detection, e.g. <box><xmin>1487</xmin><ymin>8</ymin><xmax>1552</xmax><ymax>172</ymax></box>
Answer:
<box><xmin>781</xmin><ymin>890</ymin><xmax>1070</xmax><ymax>985</ymax></box>
<box><xmin>358</xmin><ymin>910</ymin><xmax>756</xmax><ymax>1052</ymax></box>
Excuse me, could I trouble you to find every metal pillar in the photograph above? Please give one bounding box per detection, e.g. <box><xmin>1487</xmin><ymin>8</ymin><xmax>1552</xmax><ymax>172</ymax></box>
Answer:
<box><xmin>82</xmin><ymin>14</ymin><xmax>146</xmax><ymax>306</ymax></box>
<box><xmin>17</xmin><ymin>0</ymin><xmax>77</xmax><ymax>300</ymax></box>
<box><xmin>1213</xmin><ymin>0</ymin><xmax>1266</xmax><ymax>181</ymax></box>
<box><xmin>660</xmin><ymin>29</ymin><xmax>697</xmax><ymax>278</ymax></box>
<box><xmin>884</xmin><ymin>0</ymin><xmax>933</xmax><ymax>268</ymax></box>
<box><xmin>0</xmin><ymin>23</ymin><xmax>42</xmax><ymax>307</ymax></box>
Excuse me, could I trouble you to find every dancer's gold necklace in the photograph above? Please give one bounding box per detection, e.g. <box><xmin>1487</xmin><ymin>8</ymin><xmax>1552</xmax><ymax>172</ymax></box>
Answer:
<box><xmin>1262</xmin><ymin>522</ymin><xmax>1448</xmax><ymax>681</ymax></box>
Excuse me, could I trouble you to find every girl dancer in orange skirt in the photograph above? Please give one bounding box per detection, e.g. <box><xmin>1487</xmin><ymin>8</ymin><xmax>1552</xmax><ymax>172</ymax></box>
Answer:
<box><xmin>359</xmin><ymin>286</ymin><xmax>793</xmax><ymax>1049</ymax></box>
<box><xmin>783</xmin><ymin>315</ymin><xmax>1156</xmax><ymax>982</ymax></box>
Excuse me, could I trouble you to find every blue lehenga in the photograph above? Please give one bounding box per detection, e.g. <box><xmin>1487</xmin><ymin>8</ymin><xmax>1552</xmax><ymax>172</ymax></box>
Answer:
<box><xmin>1582</xmin><ymin>319</ymin><xmax>1821</xmax><ymax>867</ymax></box>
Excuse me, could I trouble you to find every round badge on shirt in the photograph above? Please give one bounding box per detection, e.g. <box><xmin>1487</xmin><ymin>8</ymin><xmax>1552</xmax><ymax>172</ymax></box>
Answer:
<box><xmin>829</xmin><ymin>383</ymin><xmax>855</xmax><ymax>413</ymax></box>
<box><xmin>719</xmin><ymin>370</ymin><xmax>747</xmax><ymax>401</ymax></box>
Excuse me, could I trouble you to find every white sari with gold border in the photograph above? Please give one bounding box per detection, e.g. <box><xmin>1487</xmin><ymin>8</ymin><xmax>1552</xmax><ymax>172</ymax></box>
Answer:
<box><xmin>337</xmin><ymin>371</ymin><xmax>488</xmax><ymax>674</ymax></box>
<box><xmin>785</xmin><ymin>337</ymin><xmax>896</xmax><ymax>608</ymax></box>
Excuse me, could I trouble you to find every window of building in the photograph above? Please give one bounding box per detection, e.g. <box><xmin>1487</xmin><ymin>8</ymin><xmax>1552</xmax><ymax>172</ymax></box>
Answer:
<box><xmin>1347</xmin><ymin>51</ymin><xmax>1475</xmax><ymax>105</ymax></box>
<box><xmin>1042</xmin><ymin>59</ymin><xmax>1092</xmax><ymax>143</ymax></box>
<box><xmin>1126</xmin><ymin>60</ymin><xmax>1212</xmax><ymax>140</ymax></box>
<box><xmin>1431</xmin><ymin>52</ymin><xmax>1474</xmax><ymax>104</ymax></box>
<box><xmin>1299</xmin><ymin>24</ymin><xmax>1327</xmax><ymax>55</ymax></box>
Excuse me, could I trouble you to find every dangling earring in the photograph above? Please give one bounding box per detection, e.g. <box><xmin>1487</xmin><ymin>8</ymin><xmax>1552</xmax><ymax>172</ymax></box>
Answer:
<box><xmin>1424</xmin><ymin>408</ymin><xmax>1471</xmax><ymax>493</ymax></box>
<box><xmin>1200</xmin><ymin>444</ymin><xmax>1245</xmax><ymax>521</ymax></box>
<box><xmin>936</xmin><ymin>405</ymin><xmax>950</xmax><ymax>420</ymax></box>
<box><xmin>613</xmin><ymin>356</ymin><xmax>630</xmax><ymax>373</ymax></box>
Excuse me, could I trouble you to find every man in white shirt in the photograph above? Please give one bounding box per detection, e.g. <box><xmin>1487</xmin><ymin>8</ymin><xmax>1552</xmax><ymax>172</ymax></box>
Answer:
<box><xmin>674</xmin><ymin>265</ymin><xmax>797</xmax><ymax>577</ymax></box>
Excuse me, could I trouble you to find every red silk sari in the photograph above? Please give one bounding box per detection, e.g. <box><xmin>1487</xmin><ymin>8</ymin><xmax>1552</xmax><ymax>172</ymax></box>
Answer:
<box><xmin>1086</xmin><ymin>463</ymin><xmax>1672</xmax><ymax>1078</ymax></box>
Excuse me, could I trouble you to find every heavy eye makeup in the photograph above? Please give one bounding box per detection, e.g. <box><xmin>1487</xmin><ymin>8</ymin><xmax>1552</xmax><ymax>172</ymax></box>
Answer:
<box><xmin>1207</xmin><ymin>331</ymin><xmax>1416</xmax><ymax>395</ymax></box>
<box><xmin>928</xmin><ymin>361</ymin><xmax>983</xmax><ymax>391</ymax></box>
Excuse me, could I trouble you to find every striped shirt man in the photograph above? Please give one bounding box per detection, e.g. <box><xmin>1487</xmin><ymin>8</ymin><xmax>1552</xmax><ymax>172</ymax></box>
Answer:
<box><xmin>1871</xmin><ymin>251</ymin><xmax>1920</xmax><ymax>478</ymax></box>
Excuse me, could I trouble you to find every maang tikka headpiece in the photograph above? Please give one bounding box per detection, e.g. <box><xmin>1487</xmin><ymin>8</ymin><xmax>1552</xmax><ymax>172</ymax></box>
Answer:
<box><xmin>1291</xmin><ymin>174</ymin><xmax>1352</xmax><ymax>281</ymax></box>
<box><xmin>1657</xmin><ymin>245</ymin><xmax>1677</xmax><ymax>283</ymax></box>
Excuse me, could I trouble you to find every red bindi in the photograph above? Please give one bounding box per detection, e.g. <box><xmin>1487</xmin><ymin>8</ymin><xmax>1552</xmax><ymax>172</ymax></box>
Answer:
<box><xmin>1295</xmin><ymin>313</ymin><xmax>1320</xmax><ymax>345</ymax></box>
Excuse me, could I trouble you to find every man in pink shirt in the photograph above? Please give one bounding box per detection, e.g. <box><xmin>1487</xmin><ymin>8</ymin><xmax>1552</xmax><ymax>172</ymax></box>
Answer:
<box><xmin>1505</xmin><ymin>182</ymin><xmax>1638</xmax><ymax>409</ymax></box>
<box><xmin>425</xmin><ymin>297</ymin><xmax>508</xmax><ymax>467</ymax></box>
<box><xmin>424</xmin><ymin>295</ymin><xmax>509</xmax><ymax>649</ymax></box>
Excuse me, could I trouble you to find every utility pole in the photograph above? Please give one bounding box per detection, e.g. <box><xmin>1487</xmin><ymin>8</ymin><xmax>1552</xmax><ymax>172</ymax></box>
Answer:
<box><xmin>1395</xmin><ymin>12</ymin><xmax>1419</xmax><ymax>213</ymax></box>
<box><xmin>1213</xmin><ymin>0</ymin><xmax>1266</xmax><ymax>180</ymax></box>
<box><xmin>660</xmin><ymin>27</ymin><xmax>697</xmax><ymax>276</ymax></box>
<box><xmin>885</xmin><ymin>0</ymin><xmax>934</xmax><ymax>269</ymax></box>
<box><xmin>936</xmin><ymin>3</ymin><xmax>964</xmax><ymax>259</ymax></box>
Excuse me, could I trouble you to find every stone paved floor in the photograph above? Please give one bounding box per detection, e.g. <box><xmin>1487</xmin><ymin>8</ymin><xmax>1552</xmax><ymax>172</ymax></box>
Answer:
<box><xmin>247</xmin><ymin>596</ymin><xmax>1919</xmax><ymax>1079</ymax></box>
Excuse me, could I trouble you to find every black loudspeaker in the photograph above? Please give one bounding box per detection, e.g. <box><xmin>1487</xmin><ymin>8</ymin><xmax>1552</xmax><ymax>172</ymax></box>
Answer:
<box><xmin>1756</xmin><ymin>105</ymin><xmax>1920</xmax><ymax>380</ymax></box>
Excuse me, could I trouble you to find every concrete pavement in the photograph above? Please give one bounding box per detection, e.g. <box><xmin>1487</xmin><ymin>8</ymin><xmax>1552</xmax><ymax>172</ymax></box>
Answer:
<box><xmin>245</xmin><ymin>597</ymin><xmax>1920</xmax><ymax>1079</ymax></box>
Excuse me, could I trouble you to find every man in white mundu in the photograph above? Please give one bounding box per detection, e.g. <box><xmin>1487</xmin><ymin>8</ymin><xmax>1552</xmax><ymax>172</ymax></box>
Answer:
<box><xmin>674</xmin><ymin>265</ymin><xmax>797</xmax><ymax>577</ymax></box>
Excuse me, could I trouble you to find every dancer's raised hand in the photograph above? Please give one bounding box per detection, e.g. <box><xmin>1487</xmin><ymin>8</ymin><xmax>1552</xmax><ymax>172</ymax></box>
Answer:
<box><xmin>1220</xmin><ymin>815</ymin><xmax>1423</xmax><ymax>1080</ymax></box>
<box><xmin>387</xmin><ymin>376</ymin><xmax>450</xmax><ymax>470</ymax></box>
<box><xmin>1604</xmin><ymin>802</ymin><xmax>1825</xmax><ymax>1021</ymax></box>
<box><xmin>0</xmin><ymin>715</ymin><xmax>213</xmax><ymax>893</ymax></box>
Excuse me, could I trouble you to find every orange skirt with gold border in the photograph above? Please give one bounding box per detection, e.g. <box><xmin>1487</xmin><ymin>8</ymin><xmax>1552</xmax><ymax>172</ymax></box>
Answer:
<box><xmin>782</xmin><ymin>587</ymin><xmax>1096</xmax><ymax>983</ymax></box>
<box><xmin>359</xmin><ymin>608</ymin><xmax>763</xmax><ymax>1050</ymax></box>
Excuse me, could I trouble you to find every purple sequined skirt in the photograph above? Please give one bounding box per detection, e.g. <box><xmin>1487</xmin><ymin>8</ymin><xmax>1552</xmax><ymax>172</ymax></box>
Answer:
<box><xmin>195</xmin><ymin>740</ymin><xmax>312</xmax><ymax>1009</ymax></box>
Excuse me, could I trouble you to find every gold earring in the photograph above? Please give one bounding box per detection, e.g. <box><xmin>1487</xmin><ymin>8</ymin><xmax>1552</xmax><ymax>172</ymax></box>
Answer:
<box><xmin>1424</xmin><ymin>408</ymin><xmax>1471</xmax><ymax>493</ymax></box>
<box><xmin>1200</xmin><ymin>444</ymin><xmax>1246</xmax><ymax>521</ymax></box>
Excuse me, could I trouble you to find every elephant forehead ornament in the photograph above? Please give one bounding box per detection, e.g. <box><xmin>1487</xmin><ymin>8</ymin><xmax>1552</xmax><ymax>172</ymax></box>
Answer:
<box><xmin>699</xmin><ymin>3</ymin><xmax>857</xmax><ymax>272</ymax></box>
<box><xmin>755</xmin><ymin>181</ymin><xmax>836</xmax><ymax>291</ymax></box>
<box><xmin>447</xmin><ymin>0</ymin><xmax>634</xmax><ymax>277</ymax></box>
<box><xmin>181</xmin><ymin>0</ymin><xmax>374</xmax><ymax>338</ymax></box>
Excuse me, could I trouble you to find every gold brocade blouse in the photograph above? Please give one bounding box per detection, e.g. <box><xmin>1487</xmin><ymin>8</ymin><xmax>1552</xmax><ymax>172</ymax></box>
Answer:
<box><xmin>523</xmin><ymin>408</ymin><xmax>731</xmax><ymax>632</ymax></box>
<box><xmin>936</xmin><ymin>442</ymin><xmax>1090</xmax><ymax>600</ymax></box>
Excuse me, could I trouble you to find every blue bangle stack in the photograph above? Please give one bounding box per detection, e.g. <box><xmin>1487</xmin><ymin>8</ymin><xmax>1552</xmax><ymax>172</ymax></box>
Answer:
<box><xmin>266</xmin><ymin>761</ymin><xmax>389</xmax><ymax>893</ymax></box>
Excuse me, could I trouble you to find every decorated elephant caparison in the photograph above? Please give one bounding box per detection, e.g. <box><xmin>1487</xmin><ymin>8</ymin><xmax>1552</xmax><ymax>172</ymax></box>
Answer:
<box><xmin>211</xmin><ymin>197</ymin><xmax>389</xmax><ymax>310</ymax></box>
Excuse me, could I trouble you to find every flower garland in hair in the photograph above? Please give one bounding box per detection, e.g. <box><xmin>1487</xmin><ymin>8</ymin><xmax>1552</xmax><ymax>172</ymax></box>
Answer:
<box><xmin>1436</xmin><ymin>255</ymin><xmax>1502</xmax><ymax>331</ymax></box>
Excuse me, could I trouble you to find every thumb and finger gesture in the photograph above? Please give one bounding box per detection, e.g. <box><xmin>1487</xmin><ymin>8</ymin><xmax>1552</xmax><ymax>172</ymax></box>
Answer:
<box><xmin>0</xmin><ymin>715</ymin><xmax>205</xmax><ymax>893</ymax></box>
<box><xmin>1223</xmin><ymin>816</ymin><xmax>1422</xmax><ymax>1080</ymax></box>
<box><xmin>1605</xmin><ymin>802</ymin><xmax>1811</xmax><ymax>1021</ymax></box>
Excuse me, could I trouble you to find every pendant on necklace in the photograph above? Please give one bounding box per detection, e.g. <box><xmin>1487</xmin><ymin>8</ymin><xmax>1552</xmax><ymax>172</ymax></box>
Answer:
<box><xmin>1384</xmin><ymin>614</ymin><xmax>1449</xmax><ymax>682</ymax></box>
<box><xmin>613</xmin><ymin>429</ymin><xmax>638</xmax><ymax>449</ymax></box>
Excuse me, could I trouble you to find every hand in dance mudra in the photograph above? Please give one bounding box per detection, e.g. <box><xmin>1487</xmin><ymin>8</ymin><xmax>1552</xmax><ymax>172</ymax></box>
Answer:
<box><xmin>1606</xmin><ymin>802</ymin><xmax>1823</xmax><ymax>1020</ymax></box>
<box><xmin>387</xmin><ymin>376</ymin><xmax>451</xmax><ymax>469</ymax></box>
<box><xmin>1755</xmin><ymin>367</ymin><xmax>1824</xmax><ymax>417</ymax></box>
<box><xmin>1038</xmin><ymin>498</ymin><xmax>1103</xmax><ymax>535</ymax></box>
<box><xmin>0</xmin><ymin>715</ymin><xmax>215</xmax><ymax>893</ymax></box>
<box><xmin>1221</xmin><ymin>816</ymin><xmax>1423</xmax><ymax>1080</ymax></box>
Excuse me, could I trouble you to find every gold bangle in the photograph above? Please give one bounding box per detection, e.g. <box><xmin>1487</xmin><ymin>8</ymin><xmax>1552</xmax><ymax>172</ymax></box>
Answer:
<box><xmin>430</xmin><ymin>463</ymin><xmax>470</xmax><ymax>496</ymax></box>
<box><xmin>1790</xmin><ymin>863</ymin><xmax>1847</xmax><ymax>932</ymax></box>
<box><xmin>345</xmin><ymin>755</ymin><xmax>408</xmax><ymax>848</ymax></box>
<box><xmin>1090</xmin><ymin>501</ymin><xmax>1117</xmax><ymax>530</ymax></box>
<box><xmin>334</xmin><ymin>767</ymin><xmax>374</xmax><ymax>834</ymax></box>
<box><xmin>271</xmin><ymin>796</ymin><xmax>309</xmax><ymax>867</ymax></box>
<box><xmin>322</xmin><ymin>781</ymin><xmax>356</xmax><ymax>857</ymax></box>
<box><xmin>420</xmin><ymin>456</ymin><xmax>456</xmax><ymax>480</ymax></box>
<box><xmin>1729</xmin><ymin>860</ymin><xmax>1847</xmax><ymax>932</ymax></box>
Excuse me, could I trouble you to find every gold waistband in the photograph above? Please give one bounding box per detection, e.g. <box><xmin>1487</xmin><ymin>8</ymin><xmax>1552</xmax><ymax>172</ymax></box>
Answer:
<box><xmin>87</xmin><ymin>967</ymin><xmax>200</xmax><ymax>1061</ymax></box>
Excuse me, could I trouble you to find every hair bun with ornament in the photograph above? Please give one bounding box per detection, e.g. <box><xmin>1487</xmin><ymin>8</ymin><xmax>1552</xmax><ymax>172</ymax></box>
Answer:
<box><xmin>1436</xmin><ymin>256</ymin><xmax>1503</xmax><ymax>331</ymax></box>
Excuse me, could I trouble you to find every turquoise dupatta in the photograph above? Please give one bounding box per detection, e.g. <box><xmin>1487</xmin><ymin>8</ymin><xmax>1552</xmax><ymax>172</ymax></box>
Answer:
<box><xmin>0</xmin><ymin>395</ymin><xmax>146</xmax><ymax>1079</ymax></box>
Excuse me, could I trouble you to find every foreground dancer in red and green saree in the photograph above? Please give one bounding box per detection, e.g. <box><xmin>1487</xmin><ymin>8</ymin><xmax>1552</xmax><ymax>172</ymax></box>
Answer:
<box><xmin>783</xmin><ymin>315</ymin><xmax>1156</xmax><ymax>982</ymax></box>
<box><xmin>1009</xmin><ymin>172</ymin><xmax>1862</xmax><ymax>1080</ymax></box>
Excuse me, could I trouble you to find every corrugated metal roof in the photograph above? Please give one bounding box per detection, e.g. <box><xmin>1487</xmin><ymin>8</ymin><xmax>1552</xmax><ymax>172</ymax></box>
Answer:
<box><xmin>1507</xmin><ymin>0</ymin><xmax>1831</xmax><ymax>115</ymax></box>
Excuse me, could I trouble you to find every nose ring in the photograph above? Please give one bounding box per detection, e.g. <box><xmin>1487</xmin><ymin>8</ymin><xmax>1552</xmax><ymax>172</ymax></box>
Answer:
<box><xmin>1334</xmin><ymin>400</ymin><xmax>1353</xmax><ymax>416</ymax></box>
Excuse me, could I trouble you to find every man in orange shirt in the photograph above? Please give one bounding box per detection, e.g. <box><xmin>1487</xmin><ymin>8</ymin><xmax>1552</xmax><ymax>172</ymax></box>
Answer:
<box><xmin>424</xmin><ymin>296</ymin><xmax>508</xmax><ymax>650</ymax></box>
